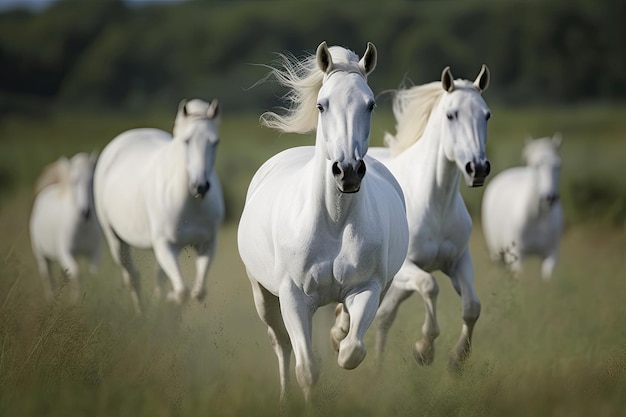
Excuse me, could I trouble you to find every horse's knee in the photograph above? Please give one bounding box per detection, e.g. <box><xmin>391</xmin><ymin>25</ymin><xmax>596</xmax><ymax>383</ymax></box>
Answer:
<box><xmin>417</xmin><ymin>275</ymin><xmax>439</xmax><ymax>298</ymax></box>
<box><xmin>463</xmin><ymin>299</ymin><xmax>481</xmax><ymax>325</ymax></box>
<box><xmin>295</xmin><ymin>360</ymin><xmax>319</xmax><ymax>392</ymax></box>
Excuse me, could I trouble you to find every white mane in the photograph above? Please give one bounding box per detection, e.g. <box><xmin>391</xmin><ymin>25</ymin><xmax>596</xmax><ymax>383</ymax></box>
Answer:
<box><xmin>260</xmin><ymin>46</ymin><xmax>365</xmax><ymax>134</ymax></box>
<box><xmin>384</xmin><ymin>79</ymin><xmax>477</xmax><ymax>156</ymax></box>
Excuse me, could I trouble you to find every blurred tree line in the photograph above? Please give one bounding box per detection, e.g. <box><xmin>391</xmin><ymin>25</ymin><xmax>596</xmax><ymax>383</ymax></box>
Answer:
<box><xmin>0</xmin><ymin>0</ymin><xmax>624</xmax><ymax>117</ymax></box>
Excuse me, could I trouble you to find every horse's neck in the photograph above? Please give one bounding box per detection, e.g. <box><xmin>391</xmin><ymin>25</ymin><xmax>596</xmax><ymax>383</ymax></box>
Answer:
<box><xmin>312</xmin><ymin>143</ymin><xmax>357</xmax><ymax>226</ymax></box>
<box><xmin>404</xmin><ymin>122</ymin><xmax>461</xmax><ymax>206</ymax></box>
<box><xmin>159</xmin><ymin>139</ymin><xmax>189</xmax><ymax>199</ymax></box>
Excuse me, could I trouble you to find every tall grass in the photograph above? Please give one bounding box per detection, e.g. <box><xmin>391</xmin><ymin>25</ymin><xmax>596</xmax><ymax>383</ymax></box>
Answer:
<box><xmin>1</xmin><ymin>106</ymin><xmax>626</xmax><ymax>416</ymax></box>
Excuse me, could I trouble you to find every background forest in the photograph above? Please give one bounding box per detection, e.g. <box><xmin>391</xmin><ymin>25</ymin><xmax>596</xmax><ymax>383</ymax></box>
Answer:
<box><xmin>1</xmin><ymin>1</ymin><xmax>626</xmax><ymax>416</ymax></box>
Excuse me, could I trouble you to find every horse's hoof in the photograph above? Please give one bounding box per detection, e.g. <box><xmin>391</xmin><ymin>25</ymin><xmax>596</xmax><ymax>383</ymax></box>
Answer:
<box><xmin>338</xmin><ymin>340</ymin><xmax>367</xmax><ymax>370</ymax></box>
<box><xmin>167</xmin><ymin>289</ymin><xmax>189</xmax><ymax>304</ymax></box>
<box><xmin>447</xmin><ymin>356</ymin><xmax>465</xmax><ymax>376</ymax></box>
<box><xmin>413</xmin><ymin>340</ymin><xmax>435</xmax><ymax>366</ymax></box>
<box><xmin>191</xmin><ymin>288</ymin><xmax>207</xmax><ymax>302</ymax></box>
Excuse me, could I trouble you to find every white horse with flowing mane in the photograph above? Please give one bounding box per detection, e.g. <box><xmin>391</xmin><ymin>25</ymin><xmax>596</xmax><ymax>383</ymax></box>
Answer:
<box><xmin>29</xmin><ymin>152</ymin><xmax>101</xmax><ymax>302</ymax></box>
<box><xmin>366</xmin><ymin>65</ymin><xmax>491</xmax><ymax>371</ymax></box>
<box><xmin>237</xmin><ymin>42</ymin><xmax>409</xmax><ymax>406</ymax></box>
<box><xmin>94</xmin><ymin>99</ymin><xmax>224</xmax><ymax>313</ymax></box>
<box><xmin>482</xmin><ymin>134</ymin><xmax>564</xmax><ymax>280</ymax></box>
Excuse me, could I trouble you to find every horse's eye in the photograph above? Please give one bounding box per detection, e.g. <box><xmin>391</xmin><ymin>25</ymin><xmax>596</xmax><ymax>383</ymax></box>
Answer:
<box><xmin>316</xmin><ymin>103</ymin><xmax>324</xmax><ymax>113</ymax></box>
<box><xmin>367</xmin><ymin>101</ymin><xmax>376</xmax><ymax>112</ymax></box>
<box><xmin>485</xmin><ymin>112</ymin><xmax>491</xmax><ymax>121</ymax></box>
<box><xmin>446</xmin><ymin>112</ymin><xmax>455</xmax><ymax>121</ymax></box>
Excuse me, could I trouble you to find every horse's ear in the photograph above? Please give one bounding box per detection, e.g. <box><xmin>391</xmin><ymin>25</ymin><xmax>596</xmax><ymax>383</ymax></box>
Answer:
<box><xmin>473</xmin><ymin>64</ymin><xmax>490</xmax><ymax>93</ymax></box>
<box><xmin>316</xmin><ymin>41</ymin><xmax>334</xmax><ymax>74</ymax></box>
<box><xmin>359</xmin><ymin>42</ymin><xmax>377</xmax><ymax>76</ymax></box>
<box><xmin>178</xmin><ymin>99</ymin><xmax>188</xmax><ymax>117</ymax></box>
<box><xmin>441</xmin><ymin>66</ymin><xmax>455</xmax><ymax>93</ymax></box>
<box><xmin>207</xmin><ymin>99</ymin><xmax>220</xmax><ymax>119</ymax></box>
<box><xmin>552</xmin><ymin>132</ymin><xmax>562</xmax><ymax>148</ymax></box>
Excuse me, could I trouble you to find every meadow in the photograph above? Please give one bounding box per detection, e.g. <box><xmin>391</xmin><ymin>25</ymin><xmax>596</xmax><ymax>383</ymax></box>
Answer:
<box><xmin>1</xmin><ymin>104</ymin><xmax>625</xmax><ymax>416</ymax></box>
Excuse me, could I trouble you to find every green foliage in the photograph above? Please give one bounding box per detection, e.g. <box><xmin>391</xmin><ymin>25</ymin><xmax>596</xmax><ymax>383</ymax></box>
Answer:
<box><xmin>0</xmin><ymin>0</ymin><xmax>625</xmax><ymax>115</ymax></box>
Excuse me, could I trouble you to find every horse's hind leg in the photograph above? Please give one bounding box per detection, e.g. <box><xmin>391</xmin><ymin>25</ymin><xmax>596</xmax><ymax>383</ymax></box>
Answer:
<box><xmin>447</xmin><ymin>250</ymin><xmax>481</xmax><ymax>373</ymax></box>
<box><xmin>190</xmin><ymin>240</ymin><xmax>216</xmax><ymax>302</ymax></box>
<box><xmin>248</xmin><ymin>274</ymin><xmax>292</xmax><ymax>410</ymax></box>
<box><xmin>337</xmin><ymin>281</ymin><xmax>383</xmax><ymax>370</ymax></box>
<box><xmin>36</xmin><ymin>255</ymin><xmax>54</xmax><ymax>301</ymax></box>
<box><xmin>105</xmin><ymin>230</ymin><xmax>142</xmax><ymax>314</ymax></box>
<box><xmin>153</xmin><ymin>239</ymin><xmax>188</xmax><ymax>304</ymax></box>
<box><xmin>59</xmin><ymin>251</ymin><xmax>80</xmax><ymax>303</ymax></box>
<box><xmin>541</xmin><ymin>251</ymin><xmax>558</xmax><ymax>281</ymax></box>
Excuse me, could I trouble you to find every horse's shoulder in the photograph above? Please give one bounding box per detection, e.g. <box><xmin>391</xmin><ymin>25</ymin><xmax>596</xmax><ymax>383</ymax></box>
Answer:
<box><xmin>247</xmin><ymin>146</ymin><xmax>313</xmax><ymax>197</ymax></box>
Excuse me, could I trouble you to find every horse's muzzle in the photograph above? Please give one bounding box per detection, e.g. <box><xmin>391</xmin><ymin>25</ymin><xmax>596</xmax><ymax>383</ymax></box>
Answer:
<box><xmin>332</xmin><ymin>159</ymin><xmax>366</xmax><ymax>193</ymax></box>
<box><xmin>466</xmin><ymin>160</ymin><xmax>491</xmax><ymax>187</ymax></box>
<box><xmin>193</xmin><ymin>181</ymin><xmax>210</xmax><ymax>199</ymax></box>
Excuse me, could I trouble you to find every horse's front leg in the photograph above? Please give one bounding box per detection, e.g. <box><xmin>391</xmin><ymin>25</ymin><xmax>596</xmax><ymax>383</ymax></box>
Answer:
<box><xmin>379</xmin><ymin>261</ymin><xmax>440</xmax><ymax>366</ymax></box>
<box><xmin>191</xmin><ymin>239</ymin><xmax>216</xmax><ymax>302</ymax></box>
<box><xmin>278</xmin><ymin>280</ymin><xmax>318</xmax><ymax>405</ymax></box>
<box><xmin>337</xmin><ymin>281</ymin><xmax>383</xmax><ymax>370</ymax></box>
<box><xmin>153</xmin><ymin>239</ymin><xmax>188</xmax><ymax>304</ymax></box>
<box><xmin>446</xmin><ymin>249</ymin><xmax>481</xmax><ymax>373</ymax></box>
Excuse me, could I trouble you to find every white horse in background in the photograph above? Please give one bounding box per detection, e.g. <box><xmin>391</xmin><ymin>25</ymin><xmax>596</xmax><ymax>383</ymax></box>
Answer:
<box><xmin>94</xmin><ymin>99</ymin><xmax>225</xmax><ymax>313</ymax></box>
<box><xmin>482</xmin><ymin>134</ymin><xmax>564</xmax><ymax>280</ymax></box>
<box><xmin>237</xmin><ymin>42</ymin><xmax>409</xmax><ymax>406</ymax></box>
<box><xmin>29</xmin><ymin>152</ymin><xmax>101</xmax><ymax>302</ymax></box>
<box><xmin>367</xmin><ymin>65</ymin><xmax>491</xmax><ymax>371</ymax></box>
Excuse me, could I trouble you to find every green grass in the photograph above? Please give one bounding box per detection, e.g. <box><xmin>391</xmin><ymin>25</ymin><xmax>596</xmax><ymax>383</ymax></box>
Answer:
<box><xmin>1</xmin><ymin>106</ymin><xmax>626</xmax><ymax>416</ymax></box>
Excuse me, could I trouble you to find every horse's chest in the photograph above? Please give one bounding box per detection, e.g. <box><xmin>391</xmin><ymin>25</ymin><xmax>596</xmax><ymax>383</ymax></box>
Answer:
<box><xmin>408</xmin><ymin>224</ymin><xmax>467</xmax><ymax>271</ymax></box>
<box><xmin>283</xmin><ymin>224</ymin><xmax>381</xmax><ymax>300</ymax></box>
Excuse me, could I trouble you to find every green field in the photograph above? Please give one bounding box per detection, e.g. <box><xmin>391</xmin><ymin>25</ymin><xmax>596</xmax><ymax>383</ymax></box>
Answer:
<box><xmin>1</xmin><ymin>106</ymin><xmax>625</xmax><ymax>416</ymax></box>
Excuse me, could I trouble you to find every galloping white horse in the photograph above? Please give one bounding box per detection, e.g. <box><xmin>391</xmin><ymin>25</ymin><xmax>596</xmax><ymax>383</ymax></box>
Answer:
<box><xmin>482</xmin><ymin>135</ymin><xmax>564</xmax><ymax>280</ymax></box>
<box><xmin>94</xmin><ymin>99</ymin><xmax>224</xmax><ymax>313</ymax></box>
<box><xmin>238</xmin><ymin>42</ymin><xmax>409</xmax><ymax>406</ymax></box>
<box><xmin>29</xmin><ymin>152</ymin><xmax>101</xmax><ymax>302</ymax></box>
<box><xmin>367</xmin><ymin>65</ymin><xmax>491</xmax><ymax>371</ymax></box>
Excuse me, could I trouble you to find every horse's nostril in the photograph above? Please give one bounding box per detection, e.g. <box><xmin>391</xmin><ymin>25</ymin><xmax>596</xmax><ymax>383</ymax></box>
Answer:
<box><xmin>356</xmin><ymin>160</ymin><xmax>366</xmax><ymax>179</ymax></box>
<box><xmin>465</xmin><ymin>162</ymin><xmax>474</xmax><ymax>175</ymax></box>
<box><xmin>484</xmin><ymin>160</ymin><xmax>491</xmax><ymax>176</ymax></box>
<box><xmin>332</xmin><ymin>162</ymin><xmax>342</xmax><ymax>177</ymax></box>
<box><xmin>196</xmin><ymin>181</ymin><xmax>210</xmax><ymax>196</ymax></box>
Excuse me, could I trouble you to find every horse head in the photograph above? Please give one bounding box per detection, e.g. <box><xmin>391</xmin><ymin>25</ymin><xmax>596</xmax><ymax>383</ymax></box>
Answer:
<box><xmin>523</xmin><ymin>134</ymin><xmax>562</xmax><ymax>210</ymax></box>
<box><xmin>316</xmin><ymin>41</ymin><xmax>377</xmax><ymax>193</ymax></box>
<box><xmin>439</xmin><ymin>64</ymin><xmax>492</xmax><ymax>187</ymax></box>
<box><xmin>173</xmin><ymin>98</ymin><xmax>220</xmax><ymax>199</ymax></box>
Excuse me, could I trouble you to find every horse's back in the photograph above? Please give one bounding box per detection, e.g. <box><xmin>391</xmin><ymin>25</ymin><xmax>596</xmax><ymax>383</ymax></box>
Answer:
<box><xmin>95</xmin><ymin>128</ymin><xmax>171</xmax><ymax>246</ymax></box>
<box><xmin>482</xmin><ymin>167</ymin><xmax>537</xmax><ymax>255</ymax></box>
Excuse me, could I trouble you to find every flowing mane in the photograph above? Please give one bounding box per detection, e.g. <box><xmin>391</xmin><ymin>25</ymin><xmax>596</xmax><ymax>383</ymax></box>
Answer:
<box><xmin>260</xmin><ymin>46</ymin><xmax>365</xmax><ymax>134</ymax></box>
<box><xmin>34</xmin><ymin>157</ymin><xmax>70</xmax><ymax>195</ymax></box>
<box><xmin>384</xmin><ymin>79</ymin><xmax>476</xmax><ymax>156</ymax></box>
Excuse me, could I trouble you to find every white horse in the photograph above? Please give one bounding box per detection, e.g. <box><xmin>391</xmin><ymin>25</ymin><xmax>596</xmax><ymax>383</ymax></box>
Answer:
<box><xmin>29</xmin><ymin>152</ymin><xmax>101</xmax><ymax>302</ymax></box>
<box><xmin>367</xmin><ymin>65</ymin><xmax>491</xmax><ymax>371</ymax></box>
<box><xmin>237</xmin><ymin>42</ymin><xmax>409</xmax><ymax>406</ymax></box>
<box><xmin>94</xmin><ymin>99</ymin><xmax>225</xmax><ymax>313</ymax></box>
<box><xmin>482</xmin><ymin>134</ymin><xmax>564</xmax><ymax>280</ymax></box>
